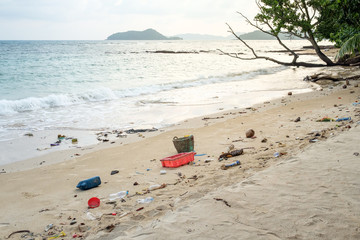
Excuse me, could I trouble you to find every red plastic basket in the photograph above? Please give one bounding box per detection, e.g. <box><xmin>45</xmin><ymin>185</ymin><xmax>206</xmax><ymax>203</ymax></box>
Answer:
<box><xmin>160</xmin><ymin>152</ymin><xmax>196</xmax><ymax>168</ymax></box>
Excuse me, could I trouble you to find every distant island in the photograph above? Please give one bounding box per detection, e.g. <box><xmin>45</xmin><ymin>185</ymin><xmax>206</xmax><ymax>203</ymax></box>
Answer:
<box><xmin>106</xmin><ymin>29</ymin><xmax>182</xmax><ymax>40</ymax></box>
<box><xmin>106</xmin><ymin>29</ymin><xmax>301</xmax><ymax>41</ymax></box>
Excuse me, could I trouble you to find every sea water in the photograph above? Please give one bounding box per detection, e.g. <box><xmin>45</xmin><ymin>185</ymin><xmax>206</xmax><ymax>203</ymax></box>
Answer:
<box><xmin>0</xmin><ymin>40</ymin><xmax>319</xmax><ymax>165</ymax></box>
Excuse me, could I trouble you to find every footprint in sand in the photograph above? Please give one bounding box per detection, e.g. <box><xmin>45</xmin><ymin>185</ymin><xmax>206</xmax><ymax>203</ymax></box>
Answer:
<box><xmin>21</xmin><ymin>192</ymin><xmax>40</xmax><ymax>199</ymax></box>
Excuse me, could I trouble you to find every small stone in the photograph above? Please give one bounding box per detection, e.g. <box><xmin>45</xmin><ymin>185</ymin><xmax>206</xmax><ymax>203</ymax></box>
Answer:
<box><xmin>245</xmin><ymin>129</ymin><xmax>255</xmax><ymax>138</ymax></box>
<box><xmin>342</xmin><ymin>85</ymin><xmax>347</xmax><ymax>89</ymax></box>
<box><xmin>294</xmin><ymin>117</ymin><xmax>301</xmax><ymax>122</ymax></box>
<box><xmin>288</xmin><ymin>92</ymin><xmax>292</xmax><ymax>96</ymax></box>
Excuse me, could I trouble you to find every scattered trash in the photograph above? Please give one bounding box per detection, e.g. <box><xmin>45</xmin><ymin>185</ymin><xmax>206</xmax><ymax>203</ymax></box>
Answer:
<box><xmin>214</xmin><ymin>198</ymin><xmax>231</xmax><ymax>207</ymax></box>
<box><xmin>146</xmin><ymin>168</ymin><xmax>151</xmax><ymax>171</ymax></box>
<box><xmin>135</xmin><ymin>171</ymin><xmax>144</xmax><ymax>175</ymax></box>
<box><xmin>110</xmin><ymin>170</ymin><xmax>119</xmax><ymax>175</ymax></box>
<box><xmin>137</xmin><ymin>197</ymin><xmax>154</xmax><ymax>204</ymax></box>
<box><xmin>173</xmin><ymin>135</ymin><xmax>194</xmax><ymax>153</ymax></box>
<box><xmin>72</xmin><ymin>138</ymin><xmax>78</xmax><ymax>144</ymax></box>
<box><xmin>7</xmin><ymin>230</ymin><xmax>31</xmax><ymax>239</ymax></box>
<box><xmin>274</xmin><ymin>152</ymin><xmax>280</xmax><ymax>158</ymax></box>
<box><xmin>86</xmin><ymin>212</ymin><xmax>97</xmax><ymax>220</ymax></box>
<box><xmin>58</xmin><ymin>134</ymin><xmax>66</xmax><ymax>140</ymax></box>
<box><xmin>47</xmin><ymin>231</ymin><xmax>66</xmax><ymax>240</ymax></box>
<box><xmin>354</xmin><ymin>152</ymin><xmax>359</xmax><ymax>156</ymax></box>
<box><xmin>316</xmin><ymin>117</ymin><xmax>334</xmax><ymax>122</ymax></box>
<box><xmin>70</xmin><ymin>219</ymin><xmax>77</xmax><ymax>225</ymax></box>
<box><xmin>204</xmin><ymin>158</ymin><xmax>214</xmax><ymax>163</ymax></box>
<box><xmin>221</xmin><ymin>160</ymin><xmax>241</xmax><ymax>170</ymax></box>
<box><xmin>88</xmin><ymin>197</ymin><xmax>100</xmax><ymax>208</ymax></box>
<box><xmin>336</xmin><ymin>117</ymin><xmax>351</xmax><ymax>122</ymax></box>
<box><xmin>109</xmin><ymin>191</ymin><xmax>128</xmax><ymax>201</ymax></box>
<box><xmin>288</xmin><ymin>92</ymin><xmax>292</xmax><ymax>96</ymax></box>
<box><xmin>45</xmin><ymin>224</ymin><xmax>54</xmax><ymax>232</ymax></box>
<box><xmin>160</xmin><ymin>170</ymin><xmax>167</xmax><ymax>175</ymax></box>
<box><xmin>125</xmin><ymin>128</ymin><xmax>158</xmax><ymax>134</ymax></box>
<box><xmin>218</xmin><ymin>149</ymin><xmax>244</xmax><ymax>161</ymax></box>
<box><xmin>133</xmin><ymin>182</ymin><xmax>139</xmax><ymax>186</ymax></box>
<box><xmin>195</xmin><ymin>153</ymin><xmax>206</xmax><ymax>156</ymax></box>
<box><xmin>353</xmin><ymin>102</ymin><xmax>360</xmax><ymax>106</ymax></box>
<box><xmin>148</xmin><ymin>183</ymin><xmax>166</xmax><ymax>191</ymax></box>
<box><xmin>136</xmin><ymin>207</ymin><xmax>144</xmax><ymax>211</ymax></box>
<box><xmin>294</xmin><ymin>117</ymin><xmax>301</xmax><ymax>122</ymax></box>
<box><xmin>105</xmin><ymin>224</ymin><xmax>115</xmax><ymax>232</ymax></box>
<box><xmin>76</xmin><ymin>176</ymin><xmax>101</xmax><ymax>190</ymax></box>
<box><xmin>160</xmin><ymin>152</ymin><xmax>196</xmax><ymax>168</ymax></box>
<box><xmin>261</xmin><ymin>138</ymin><xmax>268</xmax><ymax>143</ymax></box>
<box><xmin>309</xmin><ymin>139</ymin><xmax>319</xmax><ymax>143</ymax></box>
<box><xmin>24</xmin><ymin>133</ymin><xmax>33</xmax><ymax>137</ymax></box>
<box><xmin>245</xmin><ymin>129</ymin><xmax>255</xmax><ymax>138</ymax></box>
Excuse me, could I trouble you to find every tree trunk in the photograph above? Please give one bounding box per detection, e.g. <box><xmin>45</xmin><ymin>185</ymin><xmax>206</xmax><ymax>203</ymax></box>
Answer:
<box><xmin>308</xmin><ymin>36</ymin><xmax>336</xmax><ymax>66</ymax></box>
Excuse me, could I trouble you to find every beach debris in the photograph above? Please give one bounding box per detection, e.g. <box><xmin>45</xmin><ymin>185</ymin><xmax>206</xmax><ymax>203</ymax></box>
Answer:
<box><xmin>202</xmin><ymin>116</ymin><xmax>224</xmax><ymax>120</ymax></box>
<box><xmin>76</xmin><ymin>176</ymin><xmax>101</xmax><ymax>190</ymax></box>
<box><xmin>214</xmin><ymin>198</ymin><xmax>231</xmax><ymax>207</ymax></box>
<box><xmin>72</xmin><ymin>138</ymin><xmax>78</xmax><ymax>144</ymax></box>
<box><xmin>24</xmin><ymin>133</ymin><xmax>33</xmax><ymax>137</ymax></box>
<box><xmin>204</xmin><ymin>158</ymin><xmax>214</xmax><ymax>163</ymax></box>
<box><xmin>194</xmin><ymin>153</ymin><xmax>206</xmax><ymax>156</ymax></box>
<box><xmin>86</xmin><ymin>212</ymin><xmax>97</xmax><ymax>220</ymax></box>
<box><xmin>261</xmin><ymin>138</ymin><xmax>268</xmax><ymax>143</ymax></box>
<box><xmin>221</xmin><ymin>160</ymin><xmax>241</xmax><ymax>170</ymax></box>
<box><xmin>353</xmin><ymin>102</ymin><xmax>360</xmax><ymax>106</ymax></box>
<box><xmin>160</xmin><ymin>170</ymin><xmax>167</xmax><ymax>175</ymax></box>
<box><xmin>288</xmin><ymin>92</ymin><xmax>293</xmax><ymax>96</ymax></box>
<box><xmin>173</xmin><ymin>135</ymin><xmax>194</xmax><ymax>153</ymax></box>
<box><xmin>105</xmin><ymin>224</ymin><xmax>115</xmax><ymax>232</ymax></box>
<box><xmin>274</xmin><ymin>152</ymin><xmax>280</xmax><ymax>158</ymax></box>
<box><xmin>147</xmin><ymin>183</ymin><xmax>166</xmax><ymax>192</ymax></box>
<box><xmin>109</xmin><ymin>191</ymin><xmax>128</xmax><ymax>201</ymax></box>
<box><xmin>110</xmin><ymin>170</ymin><xmax>119</xmax><ymax>175</ymax></box>
<box><xmin>133</xmin><ymin>182</ymin><xmax>139</xmax><ymax>186</ymax></box>
<box><xmin>218</xmin><ymin>149</ymin><xmax>244</xmax><ymax>161</ymax></box>
<box><xmin>245</xmin><ymin>129</ymin><xmax>255</xmax><ymax>138</ymax></box>
<box><xmin>294</xmin><ymin>117</ymin><xmax>301</xmax><ymax>122</ymax></box>
<box><xmin>137</xmin><ymin>197</ymin><xmax>154</xmax><ymax>204</ymax></box>
<box><xmin>45</xmin><ymin>224</ymin><xmax>54</xmax><ymax>232</ymax></box>
<box><xmin>336</xmin><ymin>117</ymin><xmax>351</xmax><ymax>122</ymax></box>
<box><xmin>6</xmin><ymin>230</ymin><xmax>31</xmax><ymax>239</ymax></box>
<box><xmin>125</xmin><ymin>128</ymin><xmax>158</xmax><ymax>134</ymax></box>
<box><xmin>47</xmin><ymin>231</ymin><xmax>66</xmax><ymax>240</ymax></box>
<box><xmin>316</xmin><ymin>117</ymin><xmax>335</xmax><ymax>122</ymax></box>
<box><xmin>136</xmin><ymin>207</ymin><xmax>144</xmax><ymax>211</ymax></box>
<box><xmin>57</xmin><ymin>134</ymin><xmax>66</xmax><ymax>140</ymax></box>
<box><xmin>70</xmin><ymin>219</ymin><xmax>77</xmax><ymax>225</ymax></box>
<box><xmin>309</xmin><ymin>139</ymin><xmax>319</xmax><ymax>143</ymax></box>
<box><xmin>88</xmin><ymin>197</ymin><xmax>100</xmax><ymax>208</ymax></box>
<box><xmin>354</xmin><ymin>152</ymin><xmax>359</xmax><ymax>156</ymax></box>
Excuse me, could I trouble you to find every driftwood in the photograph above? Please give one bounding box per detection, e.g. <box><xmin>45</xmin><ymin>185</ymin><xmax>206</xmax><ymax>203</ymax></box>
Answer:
<box><xmin>303</xmin><ymin>72</ymin><xmax>360</xmax><ymax>82</ymax></box>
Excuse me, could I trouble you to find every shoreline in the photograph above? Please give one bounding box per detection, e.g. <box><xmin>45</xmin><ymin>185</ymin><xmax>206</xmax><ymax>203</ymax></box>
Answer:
<box><xmin>1</xmin><ymin>62</ymin><xmax>360</xmax><ymax>239</ymax></box>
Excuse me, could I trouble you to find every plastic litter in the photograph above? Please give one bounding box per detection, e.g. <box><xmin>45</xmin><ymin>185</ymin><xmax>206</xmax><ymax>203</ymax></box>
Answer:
<box><xmin>76</xmin><ymin>176</ymin><xmax>101</xmax><ymax>190</ymax></box>
<box><xmin>274</xmin><ymin>152</ymin><xmax>280</xmax><ymax>158</ymax></box>
<box><xmin>336</xmin><ymin>117</ymin><xmax>351</xmax><ymax>122</ymax></box>
<box><xmin>86</xmin><ymin>212</ymin><xmax>97</xmax><ymax>220</ymax></box>
<box><xmin>88</xmin><ymin>197</ymin><xmax>100</xmax><ymax>208</ymax></box>
<box><xmin>109</xmin><ymin>191</ymin><xmax>128</xmax><ymax>201</ymax></box>
<box><xmin>137</xmin><ymin>197</ymin><xmax>154</xmax><ymax>204</ymax></box>
<box><xmin>47</xmin><ymin>231</ymin><xmax>66</xmax><ymax>240</ymax></box>
<box><xmin>45</xmin><ymin>224</ymin><xmax>53</xmax><ymax>232</ymax></box>
<box><xmin>221</xmin><ymin>160</ymin><xmax>241</xmax><ymax>170</ymax></box>
<box><xmin>160</xmin><ymin>170</ymin><xmax>167</xmax><ymax>175</ymax></box>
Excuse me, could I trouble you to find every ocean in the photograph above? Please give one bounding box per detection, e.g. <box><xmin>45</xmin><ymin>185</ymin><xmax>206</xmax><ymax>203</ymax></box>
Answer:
<box><xmin>0</xmin><ymin>40</ymin><xmax>319</xmax><ymax>165</ymax></box>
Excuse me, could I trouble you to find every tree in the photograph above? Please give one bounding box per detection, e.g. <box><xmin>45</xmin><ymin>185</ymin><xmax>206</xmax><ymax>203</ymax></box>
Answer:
<box><xmin>221</xmin><ymin>0</ymin><xmax>358</xmax><ymax>67</ymax></box>
<box><xmin>316</xmin><ymin>0</ymin><xmax>360</xmax><ymax>47</ymax></box>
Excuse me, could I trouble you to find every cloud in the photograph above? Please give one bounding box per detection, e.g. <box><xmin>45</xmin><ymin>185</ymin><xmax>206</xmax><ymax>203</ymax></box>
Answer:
<box><xmin>0</xmin><ymin>0</ymin><xmax>259</xmax><ymax>40</ymax></box>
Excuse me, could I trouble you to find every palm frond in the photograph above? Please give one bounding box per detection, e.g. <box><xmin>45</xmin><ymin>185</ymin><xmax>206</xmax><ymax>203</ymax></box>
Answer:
<box><xmin>335</xmin><ymin>33</ymin><xmax>360</xmax><ymax>60</ymax></box>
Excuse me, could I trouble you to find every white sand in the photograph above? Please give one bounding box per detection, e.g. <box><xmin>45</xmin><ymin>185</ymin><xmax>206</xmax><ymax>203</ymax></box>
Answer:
<box><xmin>109</xmin><ymin>124</ymin><xmax>360</xmax><ymax>240</ymax></box>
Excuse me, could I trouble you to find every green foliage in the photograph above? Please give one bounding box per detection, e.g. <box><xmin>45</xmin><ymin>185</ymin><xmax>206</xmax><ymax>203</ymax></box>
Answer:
<box><xmin>335</xmin><ymin>33</ymin><xmax>360</xmax><ymax>60</ymax></box>
<box><xmin>316</xmin><ymin>0</ymin><xmax>360</xmax><ymax>47</ymax></box>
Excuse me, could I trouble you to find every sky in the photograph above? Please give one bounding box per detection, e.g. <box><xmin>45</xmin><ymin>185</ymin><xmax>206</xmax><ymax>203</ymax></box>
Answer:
<box><xmin>0</xmin><ymin>0</ymin><xmax>259</xmax><ymax>40</ymax></box>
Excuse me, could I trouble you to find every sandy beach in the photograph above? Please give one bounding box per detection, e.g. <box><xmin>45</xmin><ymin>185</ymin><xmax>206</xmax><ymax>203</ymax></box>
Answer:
<box><xmin>1</xmin><ymin>65</ymin><xmax>360</xmax><ymax>240</ymax></box>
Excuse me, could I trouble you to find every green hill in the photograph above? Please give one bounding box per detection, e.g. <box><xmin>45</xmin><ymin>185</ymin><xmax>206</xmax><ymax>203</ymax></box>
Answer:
<box><xmin>106</xmin><ymin>29</ymin><xmax>182</xmax><ymax>40</ymax></box>
<box><xmin>237</xmin><ymin>30</ymin><xmax>301</xmax><ymax>40</ymax></box>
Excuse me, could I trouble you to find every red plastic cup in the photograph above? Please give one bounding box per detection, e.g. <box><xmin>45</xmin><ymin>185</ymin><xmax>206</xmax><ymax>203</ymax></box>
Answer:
<box><xmin>88</xmin><ymin>197</ymin><xmax>100</xmax><ymax>208</ymax></box>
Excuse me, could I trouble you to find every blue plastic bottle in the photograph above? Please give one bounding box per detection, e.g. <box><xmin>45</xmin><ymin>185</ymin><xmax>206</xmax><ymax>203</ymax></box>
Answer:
<box><xmin>76</xmin><ymin>176</ymin><xmax>101</xmax><ymax>190</ymax></box>
<box><xmin>225</xmin><ymin>160</ymin><xmax>241</xmax><ymax>168</ymax></box>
